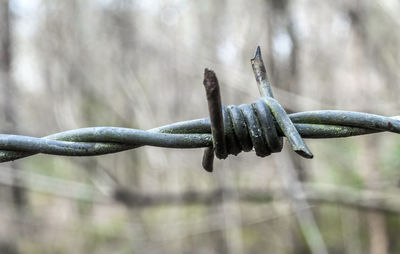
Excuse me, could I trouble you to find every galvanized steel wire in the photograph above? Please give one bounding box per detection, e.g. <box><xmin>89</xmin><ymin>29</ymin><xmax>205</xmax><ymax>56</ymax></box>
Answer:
<box><xmin>0</xmin><ymin>47</ymin><xmax>399</xmax><ymax>171</ymax></box>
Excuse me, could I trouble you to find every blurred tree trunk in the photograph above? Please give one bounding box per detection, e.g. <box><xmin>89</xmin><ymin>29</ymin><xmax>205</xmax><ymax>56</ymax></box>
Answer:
<box><xmin>349</xmin><ymin>1</ymin><xmax>389</xmax><ymax>253</ymax></box>
<box><xmin>359</xmin><ymin>136</ymin><xmax>388</xmax><ymax>254</ymax></box>
<box><xmin>267</xmin><ymin>0</ymin><xmax>307</xmax><ymax>180</ymax></box>
<box><xmin>0</xmin><ymin>0</ymin><xmax>26</xmax><ymax>211</ymax></box>
<box><xmin>266</xmin><ymin>0</ymin><xmax>309</xmax><ymax>252</ymax></box>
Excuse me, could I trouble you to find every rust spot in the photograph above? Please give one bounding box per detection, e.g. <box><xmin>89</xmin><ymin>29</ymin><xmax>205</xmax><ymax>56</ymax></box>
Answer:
<box><xmin>388</xmin><ymin>122</ymin><xmax>393</xmax><ymax>130</ymax></box>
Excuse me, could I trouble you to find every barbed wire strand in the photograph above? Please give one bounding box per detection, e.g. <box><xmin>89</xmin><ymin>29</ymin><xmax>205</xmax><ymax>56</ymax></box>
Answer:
<box><xmin>0</xmin><ymin>47</ymin><xmax>399</xmax><ymax>170</ymax></box>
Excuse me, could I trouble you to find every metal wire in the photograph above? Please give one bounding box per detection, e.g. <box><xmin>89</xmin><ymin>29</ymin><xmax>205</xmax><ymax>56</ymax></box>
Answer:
<box><xmin>1</xmin><ymin>47</ymin><xmax>400</xmax><ymax>171</ymax></box>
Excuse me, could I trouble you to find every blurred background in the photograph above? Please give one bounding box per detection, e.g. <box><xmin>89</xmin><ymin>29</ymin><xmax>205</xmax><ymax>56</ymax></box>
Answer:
<box><xmin>1</xmin><ymin>0</ymin><xmax>400</xmax><ymax>253</ymax></box>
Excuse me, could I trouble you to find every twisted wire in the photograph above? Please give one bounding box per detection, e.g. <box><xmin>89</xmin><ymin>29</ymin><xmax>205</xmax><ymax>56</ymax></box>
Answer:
<box><xmin>1</xmin><ymin>111</ymin><xmax>399</xmax><ymax>162</ymax></box>
<box><xmin>0</xmin><ymin>47</ymin><xmax>399</xmax><ymax>172</ymax></box>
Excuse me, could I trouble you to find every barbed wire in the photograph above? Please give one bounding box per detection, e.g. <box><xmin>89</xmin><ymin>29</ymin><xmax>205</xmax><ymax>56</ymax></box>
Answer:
<box><xmin>1</xmin><ymin>47</ymin><xmax>400</xmax><ymax>172</ymax></box>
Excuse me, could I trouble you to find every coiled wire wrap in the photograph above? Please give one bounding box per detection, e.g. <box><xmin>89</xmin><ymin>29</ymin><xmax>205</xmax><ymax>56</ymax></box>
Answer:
<box><xmin>220</xmin><ymin>100</ymin><xmax>283</xmax><ymax>158</ymax></box>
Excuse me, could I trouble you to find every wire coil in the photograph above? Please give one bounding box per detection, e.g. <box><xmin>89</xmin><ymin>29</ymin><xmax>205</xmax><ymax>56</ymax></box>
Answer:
<box><xmin>219</xmin><ymin>101</ymin><xmax>283</xmax><ymax>158</ymax></box>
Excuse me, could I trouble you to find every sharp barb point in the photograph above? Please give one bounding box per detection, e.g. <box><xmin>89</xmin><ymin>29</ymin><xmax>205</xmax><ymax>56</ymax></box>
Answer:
<box><xmin>295</xmin><ymin>149</ymin><xmax>314</xmax><ymax>159</ymax></box>
<box><xmin>255</xmin><ymin>46</ymin><xmax>261</xmax><ymax>59</ymax></box>
<box><xmin>251</xmin><ymin>46</ymin><xmax>262</xmax><ymax>62</ymax></box>
<box><xmin>202</xmin><ymin>147</ymin><xmax>214</xmax><ymax>172</ymax></box>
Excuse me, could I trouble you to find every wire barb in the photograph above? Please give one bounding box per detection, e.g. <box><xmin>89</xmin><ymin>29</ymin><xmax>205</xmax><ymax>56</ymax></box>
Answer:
<box><xmin>0</xmin><ymin>47</ymin><xmax>399</xmax><ymax>172</ymax></box>
<box><xmin>202</xmin><ymin>69</ymin><xmax>225</xmax><ymax>172</ymax></box>
<box><xmin>251</xmin><ymin>46</ymin><xmax>313</xmax><ymax>159</ymax></box>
